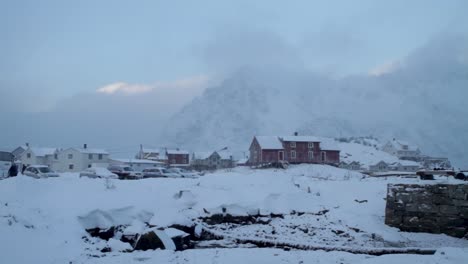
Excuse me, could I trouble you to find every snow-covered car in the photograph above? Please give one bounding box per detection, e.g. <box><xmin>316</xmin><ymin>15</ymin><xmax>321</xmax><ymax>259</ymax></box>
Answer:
<box><xmin>108</xmin><ymin>165</ymin><xmax>142</xmax><ymax>180</ymax></box>
<box><xmin>23</xmin><ymin>165</ymin><xmax>59</xmax><ymax>179</ymax></box>
<box><xmin>79</xmin><ymin>167</ymin><xmax>118</xmax><ymax>179</ymax></box>
<box><xmin>167</xmin><ymin>168</ymin><xmax>199</xmax><ymax>178</ymax></box>
<box><xmin>142</xmin><ymin>167</ymin><xmax>180</xmax><ymax>178</ymax></box>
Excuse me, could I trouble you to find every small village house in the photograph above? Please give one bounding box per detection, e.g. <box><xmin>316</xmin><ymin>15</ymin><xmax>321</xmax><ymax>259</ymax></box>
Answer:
<box><xmin>248</xmin><ymin>134</ymin><xmax>340</xmax><ymax>166</ymax></box>
<box><xmin>339</xmin><ymin>161</ymin><xmax>362</xmax><ymax>171</ymax></box>
<box><xmin>191</xmin><ymin>148</ymin><xmax>235</xmax><ymax>170</ymax></box>
<box><xmin>382</xmin><ymin>139</ymin><xmax>421</xmax><ymax>161</ymax></box>
<box><xmin>53</xmin><ymin>144</ymin><xmax>109</xmax><ymax>172</ymax></box>
<box><xmin>166</xmin><ymin>149</ymin><xmax>190</xmax><ymax>167</ymax></box>
<box><xmin>136</xmin><ymin>145</ymin><xmax>168</xmax><ymax>163</ymax></box>
<box><xmin>20</xmin><ymin>147</ymin><xmax>59</xmax><ymax>168</ymax></box>
<box><xmin>368</xmin><ymin>161</ymin><xmax>390</xmax><ymax>172</ymax></box>
<box><xmin>368</xmin><ymin>160</ymin><xmax>421</xmax><ymax>172</ymax></box>
<box><xmin>11</xmin><ymin>144</ymin><xmax>28</xmax><ymax>161</ymax></box>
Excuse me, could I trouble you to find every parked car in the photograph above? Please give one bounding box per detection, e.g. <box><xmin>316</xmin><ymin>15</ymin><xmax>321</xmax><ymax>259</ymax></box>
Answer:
<box><xmin>108</xmin><ymin>165</ymin><xmax>142</xmax><ymax>180</ymax></box>
<box><xmin>23</xmin><ymin>165</ymin><xmax>59</xmax><ymax>179</ymax></box>
<box><xmin>167</xmin><ymin>168</ymin><xmax>199</xmax><ymax>178</ymax></box>
<box><xmin>79</xmin><ymin>167</ymin><xmax>118</xmax><ymax>179</ymax></box>
<box><xmin>142</xmin><ymin>167</ymin><xmax>180</xmax><ymax>178</ymax></box>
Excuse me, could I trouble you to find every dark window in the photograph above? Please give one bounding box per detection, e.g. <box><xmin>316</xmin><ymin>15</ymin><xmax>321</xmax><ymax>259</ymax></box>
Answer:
<box><xmin>27</xmin><ymin>153</ymin><xmax>31</xmax><ymax>158</ymax></box>
<box><xmin>54</xmin><ymin>153</ymin><xmax>58</xmax><ymax>160</ymax></box>
<box><xmin>68</xmin><ymin>154</ymin><xmax>73</xmax><ymax>159</ymax></box>
<box><xmin>88</xmin><ymin>154</ymin><xmax>93</xmax><ymax>160</ymax></box>
<box><xmin>290</xmin><ymin>142</ymin><xmax>296</xmax><ymax>148</ymax></box>
<box><xmin>69</xmin><ymin>164</ymin><xmax>74</xmax><ymax>170</ymax></box>
<box><xmin>98</xmin><ymin>154</ymin><xmax>103</xmax><ymax>160</ymax></box>
<box><xmin>88</xmin><ymin>164</ymin><xmax>92</xmax><ymax>168</ymax></box>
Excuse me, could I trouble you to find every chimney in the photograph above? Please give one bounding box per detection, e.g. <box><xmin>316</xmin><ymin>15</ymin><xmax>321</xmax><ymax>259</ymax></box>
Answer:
<box><xmin>294</xmin><ymin>132</ymin><xmax>298</xmax><ymax>136</ymax></box>
<box><xmin>83</xmin><ymin>144</ymin><xmax>87</xmax><ymax>149</ymax></box>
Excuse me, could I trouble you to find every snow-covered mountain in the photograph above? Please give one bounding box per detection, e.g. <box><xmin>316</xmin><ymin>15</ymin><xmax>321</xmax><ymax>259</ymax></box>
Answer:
<box><xmin>164</xmin><ymin>35</ymin><xmax>468</xmax><ymax>166</ymax></box>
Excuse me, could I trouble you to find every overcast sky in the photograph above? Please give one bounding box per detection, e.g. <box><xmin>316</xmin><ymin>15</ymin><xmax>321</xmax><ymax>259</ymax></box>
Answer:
<box><xmin>0</xmin><ymin>1</ymin><xmax>467</xmax><ymax>156</ymax></box>
<box><xmin>1</xmin><ymin>0</ymin><xmax>467</xmax><ymax>113</ymax></box>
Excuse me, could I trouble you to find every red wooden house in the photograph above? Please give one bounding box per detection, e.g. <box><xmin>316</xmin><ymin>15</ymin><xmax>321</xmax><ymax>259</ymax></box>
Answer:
<box><xmin>248</xmin><ymin>135</ymin><xmax>340</xmax><ymax>166</ymax></box>
<box><xmin>166</xmin><ymin>149</ymin><xmax>190</xmax><ymax>167</ymax></box>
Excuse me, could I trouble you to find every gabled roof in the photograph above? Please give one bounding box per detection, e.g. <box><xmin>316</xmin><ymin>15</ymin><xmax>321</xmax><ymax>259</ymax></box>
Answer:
<box><xmin>29</xmin><ymin>147</ymin><xmax>58</xmax><ymax>157</ymax></box>
<box><xmin>373</xmin><ymin>160</ymin><xmax>388</xmax><ymax>166</ymax></box>
<box><xmin>192</xmin><ymin>152</ymin><xmax>212</xmax><ymax>160</ymax></box>
<box><xmin>255</xmin><ymin>136</ymin><xmax>284</xmax><ymax>150</ymax></box>
<box><xmin>217</xmin><ymin>150</ymin><xmax>233</xmax><ymax>160</ymax></box>
<box><xmin>281</xmin><ymin>136</ymin><xmax>320</xmax><ymax>142</ymax></box>
<box><xmin>167</xmin><ymin>149</ymin><xmax>189</xmax><ymax>155</ymax></box>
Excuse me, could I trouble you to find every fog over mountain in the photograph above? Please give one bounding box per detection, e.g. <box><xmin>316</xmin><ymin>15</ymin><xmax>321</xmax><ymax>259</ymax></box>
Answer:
<box><xmin>164</xmin><ymin>34</ymin><xmax>468</xmax><ymax>166</ymax></box>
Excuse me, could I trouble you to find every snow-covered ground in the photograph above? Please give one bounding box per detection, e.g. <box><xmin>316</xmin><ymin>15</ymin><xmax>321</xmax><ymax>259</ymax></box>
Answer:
<box><xmin>0</xmin><ymin>165</ymin><xmax>467</xmax><ymax>263</ymax></box>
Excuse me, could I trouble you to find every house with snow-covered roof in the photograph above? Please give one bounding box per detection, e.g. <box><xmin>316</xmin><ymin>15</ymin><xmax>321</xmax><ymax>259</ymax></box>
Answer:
<box><xmin>248</xmin><ymin>134</ymin><xmax>340</xmax><ymax>166</ymax></box>
<box><xmin>382</xmin><ymin>138</ymin><xmax>421</xmax><ymax>160</ymax></box>
<box><xmin>369</xmin><ymin>161</ymin><xmax>390</xmax><ymax>172</ymax></box>
<box><xmin>191</xmin><ymin>149</ymin><xmax>235</xmax><ymax>170</ymax></box>
<box><xmin>11</xmin><ymin>145</ymin><xmax>28</xmax><ymax>160</ymax></box>
<box><xmin>52</xmin><ymin>144</ymin><xmax>109</xmax><ymax>172</ymax></box>
<box><xmin>339</xmin><ymin>161</ymin><xmax>362</xmax><ymax>171</ymax></box>
<box><xmin>21</xmin><ymin>146</ymin><xmax>59</xmax><ymax>168</ymax></box>
<box><xmin>368</xmin><ymin>160</ymin><xmax>421</xmax><ymax>172</ymax></box>
<box><xmin>166</xmin><ymin>149</ymin><xmax>190</xmax><ymax>167</ymax></box>
<box><xmin>136</xmin><ymin>146</ymin><xmax>167</xmax><ymax>162</ymax></box>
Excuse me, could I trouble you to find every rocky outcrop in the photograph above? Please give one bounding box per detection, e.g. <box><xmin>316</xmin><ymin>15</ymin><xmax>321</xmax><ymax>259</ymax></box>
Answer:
<box><xmin>385</xmin><ymin>183</ymin><xmax>468</xmax><ymax>238</ymax></box>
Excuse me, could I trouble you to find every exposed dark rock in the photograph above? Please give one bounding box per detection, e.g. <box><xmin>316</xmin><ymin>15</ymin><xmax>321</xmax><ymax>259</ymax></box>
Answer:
<box><xmin>171</xmin><ymin>232</ymin><xmax>192</xmax><ymax>250</ymax></box>
<box><xmin>354</xmin><ymin>199</ymin><xmax>368</xmax><ymax>203</ymax></box>
<box><xmin>100</xmin><ymin>247</ymin><xmax>111</xmax><ymax>253</ymax></box>
<box><xmin>86</xmin><ymin>227</ymin><xmax>115</xmax><ymax>241</ymax></box>
<box><xmin>134</xmin><ymin>231</ymin><xmax>165</xmax><ymax>251</ymax></box>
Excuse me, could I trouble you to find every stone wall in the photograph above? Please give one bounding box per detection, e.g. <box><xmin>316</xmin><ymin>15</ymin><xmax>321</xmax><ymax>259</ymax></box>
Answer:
<box><xmin>385</xmin><ymin>183</ymin><xmax>468</xmax><ymax>238</ymax></box>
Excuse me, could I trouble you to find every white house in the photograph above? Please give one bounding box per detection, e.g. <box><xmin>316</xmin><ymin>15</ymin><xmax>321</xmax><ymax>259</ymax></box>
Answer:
<box><xmin>53</xmin><ymin>145</ymin><xmax>109</xmax><ymax>172</ymax></box>
<box><xmin>339</xmin><ymin>161</ymin><xmax>362</xmax><ymax>171</ymax></box>
<box><xmin>391</xmin><ymin>161</ymin><xmax>420</xmax><ymax>172</ymax></box>
<box><xmin>11</xmin><ymin>145</ymin><xmax>28</xmax><ymax>161</ymax></box>
<box><xmin>21</xmin><ymin>147</ymin><xmax>59</xmax><ymax>168</ymax></box>
<box><xmin>382</xmin><ymin>139</ymin><xmax>421</xmax><ymax>160</ymax></box>
<box><xmin>110</xmin><ymin>158</ymin><xmax>165</xmax><ymax>171</ymax></box>
<box><xmin>191</xmin><ymin>150</ymin><xmax>235</xmax><ymax>170</ymax></box>
<box><xmin>369</xmin><ymin>160</ymin><xmax>421</xmax><ymax>172</ymax></box>
<box><xmin>369</xmin><ymin>161</ymin><xmax>390</xmax><ymax>172</ymax></box>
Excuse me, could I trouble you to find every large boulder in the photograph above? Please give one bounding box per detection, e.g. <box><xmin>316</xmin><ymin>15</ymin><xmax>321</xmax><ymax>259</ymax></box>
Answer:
<box><xmin>86</xmin><ymin>226</ymin><xmax>115</xmax><ymax>241</ymax></box>
<box><xmin>134</xmin><ymin>231</ymin><xmax>165</xmax><ymax>250</ymax></box>
<box><xmin>133</xmin><ymin>229</ymin><xmax>176</xmax><ymax>251</ymax></box>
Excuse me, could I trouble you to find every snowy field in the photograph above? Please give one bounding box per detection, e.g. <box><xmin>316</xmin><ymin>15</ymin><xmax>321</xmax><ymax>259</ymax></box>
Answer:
<box><xmin>1</xmin><ymin>165</ymin><xmax>467</xmax><ymax>263</ymax></box>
